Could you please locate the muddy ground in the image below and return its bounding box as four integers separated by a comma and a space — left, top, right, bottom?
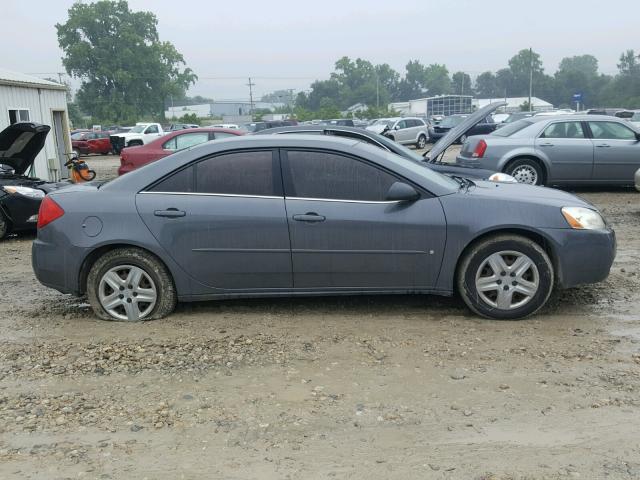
1, 152, 640, 479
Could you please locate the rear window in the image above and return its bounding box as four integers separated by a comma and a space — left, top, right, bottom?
492, 120, 533, 137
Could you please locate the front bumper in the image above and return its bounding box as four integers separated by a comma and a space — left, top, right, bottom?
542, 227, 616, 289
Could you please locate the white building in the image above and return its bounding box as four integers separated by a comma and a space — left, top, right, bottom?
0, 69, 71, 181
474, 96, 553, 113
390, 95, 474, 118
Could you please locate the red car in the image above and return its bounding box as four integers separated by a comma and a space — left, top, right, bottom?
118, 128, 243, 175
71, 131, 112, 156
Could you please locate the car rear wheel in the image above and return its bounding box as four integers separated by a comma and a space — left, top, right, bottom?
0, 211, 10, 240
457, 234, 553, 320
506, 158, 544, 185
87, 247, 176, 321
416, 134, 427, 149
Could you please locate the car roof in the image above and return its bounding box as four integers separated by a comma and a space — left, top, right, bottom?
105, 134, 458, 197
526, 114, 629, 123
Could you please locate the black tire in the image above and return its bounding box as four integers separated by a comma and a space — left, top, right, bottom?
87, 247, 176, 321
505, 158, 545, 186
0, 210, 10, 240
457, 234, 554, 320
416, 134, 427, 149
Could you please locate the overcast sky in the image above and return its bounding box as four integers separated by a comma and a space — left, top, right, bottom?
2, 0, 638, 100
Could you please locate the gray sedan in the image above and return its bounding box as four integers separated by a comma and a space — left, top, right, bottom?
32, 135, 615, 322
456, 115, 640, 186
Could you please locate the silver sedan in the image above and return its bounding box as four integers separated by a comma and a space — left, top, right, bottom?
456, 114, 640, 186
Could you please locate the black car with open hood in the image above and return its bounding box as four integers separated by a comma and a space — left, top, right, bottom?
0, 122, 69, 239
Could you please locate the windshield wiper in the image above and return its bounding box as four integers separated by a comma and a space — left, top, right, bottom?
450, 175, 474, 191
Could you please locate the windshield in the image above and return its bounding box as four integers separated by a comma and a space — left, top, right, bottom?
440, 116, 466, 128
492, 119, 533, 137
129, 125, 146, 133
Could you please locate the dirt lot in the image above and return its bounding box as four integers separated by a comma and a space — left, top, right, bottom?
1, 152, 640, 479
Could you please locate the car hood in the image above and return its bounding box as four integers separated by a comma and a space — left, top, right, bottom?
0, 122, 50, 175
366, 125, 387, 134
425, 102, 506, 161
466, 180, 593, 208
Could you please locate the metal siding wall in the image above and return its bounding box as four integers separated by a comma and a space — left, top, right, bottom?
0, 85, 68, 181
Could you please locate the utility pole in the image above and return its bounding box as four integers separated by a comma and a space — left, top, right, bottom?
528, 47, 533, 112
246, 77, 255, 116
288, 88, 295, 118
376, 73, 380, 109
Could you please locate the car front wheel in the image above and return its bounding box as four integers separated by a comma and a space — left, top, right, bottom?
87, 247, 176, 321
457, 234, 554, 320
416, 134, 427, 149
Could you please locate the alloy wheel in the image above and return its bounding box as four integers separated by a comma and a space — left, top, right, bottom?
511, 165, 538, 185
475, 250, 539, 310
98, 265, 157, 321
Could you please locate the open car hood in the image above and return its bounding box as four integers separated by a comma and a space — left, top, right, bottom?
424, 101, 505, 162
0, 122, 50, 175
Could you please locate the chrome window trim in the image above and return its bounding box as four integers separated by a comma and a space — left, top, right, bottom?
286, 196, 400, 204
138, 191, 282, 200
138, 191, 400, 204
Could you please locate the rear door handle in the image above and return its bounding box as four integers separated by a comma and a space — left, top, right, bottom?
293, 213, 326, 223
539, 143, 554, 147
154, 208, 186, 218
596, 144, 610, 148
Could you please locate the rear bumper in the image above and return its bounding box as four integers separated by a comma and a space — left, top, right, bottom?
541, 227, 616, 289
32, 235, 86, 295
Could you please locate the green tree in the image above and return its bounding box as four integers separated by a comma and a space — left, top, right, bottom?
553, 55, 601, 107
423, 64, 451, 96
396, 60, 427, 100
56, 0, 196, 124
451, 71, 473, 96
475, 71, 501, 98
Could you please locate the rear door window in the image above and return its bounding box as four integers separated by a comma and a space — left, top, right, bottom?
195, 150, 277, 196
283, 150, 398, 201
541, 122, 586, 139
588, 121, 637, 140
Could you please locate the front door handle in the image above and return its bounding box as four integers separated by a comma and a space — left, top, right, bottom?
539, 143, 554, 147
595, 144, 610, 148
154, 208, 186, 218
293, 212, 326, 223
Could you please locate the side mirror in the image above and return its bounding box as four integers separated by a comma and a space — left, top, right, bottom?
385, 182, 420, 202
394, 125, 400, 130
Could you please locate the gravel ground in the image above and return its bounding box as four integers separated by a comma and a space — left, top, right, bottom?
1, 151, 640, 479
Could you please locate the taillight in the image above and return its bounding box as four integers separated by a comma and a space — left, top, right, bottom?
37, 196, 65, 229
472, 139, 487, 158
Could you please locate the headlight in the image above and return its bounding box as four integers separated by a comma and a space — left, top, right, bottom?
3, 186, 45, 199
488, 172, 517, 183
561, 206, 606, 230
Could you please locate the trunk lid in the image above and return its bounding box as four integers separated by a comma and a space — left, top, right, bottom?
425, 102, 505, 162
